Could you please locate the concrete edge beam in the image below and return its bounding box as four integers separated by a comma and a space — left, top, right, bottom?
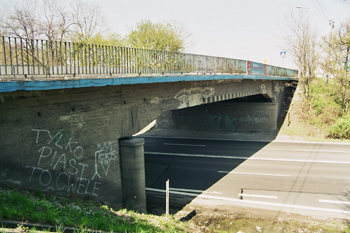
0, 74, 297, 93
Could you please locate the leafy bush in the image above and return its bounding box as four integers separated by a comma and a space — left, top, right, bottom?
309, 79, 342, 126
327, 117, 350, 139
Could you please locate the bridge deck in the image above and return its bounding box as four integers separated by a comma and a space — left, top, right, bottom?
0, 74, 297, 93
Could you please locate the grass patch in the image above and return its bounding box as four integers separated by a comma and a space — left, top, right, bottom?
0, 186, 189, 232
309, 78, 341, 126
327, 116, 350, 139
282, 78, 350, 140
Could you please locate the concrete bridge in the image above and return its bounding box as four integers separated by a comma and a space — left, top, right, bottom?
0, 36, 297, 212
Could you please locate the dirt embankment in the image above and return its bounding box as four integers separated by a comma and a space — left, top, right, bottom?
176, 204, 349, 233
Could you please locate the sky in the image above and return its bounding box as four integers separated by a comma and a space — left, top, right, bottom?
3, 0, 349, 69
80, 0, 350, 69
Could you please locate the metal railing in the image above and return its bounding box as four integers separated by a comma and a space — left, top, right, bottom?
0, 36, 297, 79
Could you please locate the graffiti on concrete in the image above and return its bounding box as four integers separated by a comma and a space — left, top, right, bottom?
175, 87, 215, 109
241, 110, 270, 124
146, 97, 160, 104
210, 114, 238, 131
92, 142, 117, 180
260, 84, 267, 94
26, 129, 116, 197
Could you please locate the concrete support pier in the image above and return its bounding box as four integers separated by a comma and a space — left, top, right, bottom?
120, 137, 146, 213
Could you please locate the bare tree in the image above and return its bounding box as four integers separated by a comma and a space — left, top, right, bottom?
0, 0, 109, 71
0, 2, 7, 36
0, 0, 107, 42
2, 0, 42, 39
69, 0, 107, 43
284, 8, 319, 101
40, 0, 72, 41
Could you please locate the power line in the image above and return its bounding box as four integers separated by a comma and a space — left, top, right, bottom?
315, 0, 336, 29
319, 0, 331, 19
316, 0, 330, 19
312, 0, 329, 21
315, 0, 329, 19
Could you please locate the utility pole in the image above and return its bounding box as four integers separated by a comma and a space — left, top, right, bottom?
328, 20, 335, 82
329, 20, 334, 33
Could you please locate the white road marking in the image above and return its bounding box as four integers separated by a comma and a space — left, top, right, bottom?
170, 188, 221, 194
318, 199, 350, 205
264, 148, 347, 153
146, 188, 350, 215
293, 149, 346, 153
143, 135, 350, 145
146, 187, 199, 196
163, 143, 205, 147
146, 152, 248, 160
238, 193, 278, 199
251, 158, 350, 164
145, 152, 350, 164
218, 171, 290, 177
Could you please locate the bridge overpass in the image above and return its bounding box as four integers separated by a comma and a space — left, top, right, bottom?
0, 36, 297, 212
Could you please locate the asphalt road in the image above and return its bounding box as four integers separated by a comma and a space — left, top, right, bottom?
143, 136, 350, 219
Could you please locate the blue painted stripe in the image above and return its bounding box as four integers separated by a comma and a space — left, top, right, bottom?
0, 74, 297, 93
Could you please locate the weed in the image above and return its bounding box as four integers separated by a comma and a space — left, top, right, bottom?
0, 186, 189, 233
328, 116, 350, 139
33, 190, 44, 198
286, 78, 350, 140
16, 223, 29, 233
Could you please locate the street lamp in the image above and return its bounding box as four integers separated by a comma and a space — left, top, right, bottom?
296, 5, 308, 10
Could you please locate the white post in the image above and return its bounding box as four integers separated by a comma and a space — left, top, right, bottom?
166, 179, 169, 217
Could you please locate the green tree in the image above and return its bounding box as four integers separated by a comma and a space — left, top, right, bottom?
126, 20, 189, 52
321, 18, 350, 114
77, 32, 124, 46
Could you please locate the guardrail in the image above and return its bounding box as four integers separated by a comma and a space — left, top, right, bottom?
0, 36, 297, 79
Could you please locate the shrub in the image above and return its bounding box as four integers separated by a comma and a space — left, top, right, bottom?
327, 117, 350, 139
308, 79, 342, 126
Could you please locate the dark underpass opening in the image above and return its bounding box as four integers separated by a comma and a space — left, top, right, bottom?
140, 85, 296, 215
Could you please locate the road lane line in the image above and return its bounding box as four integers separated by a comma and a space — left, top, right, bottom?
264, 148, 347, 153
250, 158, 350, 164
293, 149, 346, 153
163, 143, 205, 147
147, 188, 221, 195
145, 152, 350, 164
143, 135, 350, 145
146, 188, 350, 215
145, 152, 249, 159
318, 199, 350, 205
170, 188, 202, 193
170, 188, 221, 194
146, 187, 198, 196
218, 171, 290, 177
238, 193, 278, 199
